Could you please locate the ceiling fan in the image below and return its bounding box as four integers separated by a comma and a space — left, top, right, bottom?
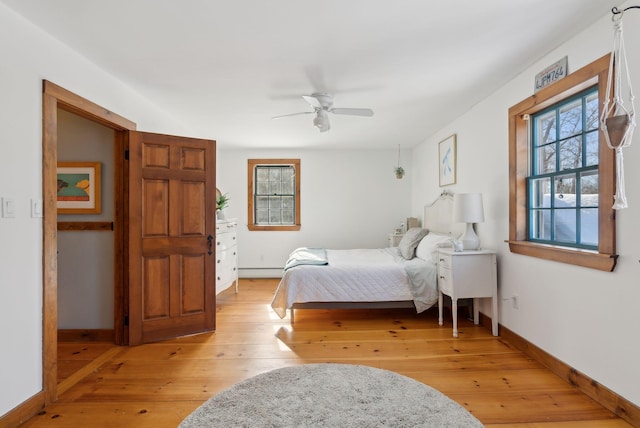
273, 93, 374, 132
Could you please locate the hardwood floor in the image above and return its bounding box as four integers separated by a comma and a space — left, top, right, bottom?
21, 278, 631, 427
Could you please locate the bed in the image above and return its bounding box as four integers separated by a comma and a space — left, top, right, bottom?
270, 192, 463, 321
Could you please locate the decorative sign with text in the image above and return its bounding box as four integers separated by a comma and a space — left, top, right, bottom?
534, 57, 568, 92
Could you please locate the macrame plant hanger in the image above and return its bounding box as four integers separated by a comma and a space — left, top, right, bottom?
600, 6, 639, 209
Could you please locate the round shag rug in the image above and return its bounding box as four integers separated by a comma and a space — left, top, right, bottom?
180, 363, 483, 427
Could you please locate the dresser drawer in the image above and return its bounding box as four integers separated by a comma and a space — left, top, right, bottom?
216, 221, 236, 233
216, 260, 237, 283
216, 232, 237, 251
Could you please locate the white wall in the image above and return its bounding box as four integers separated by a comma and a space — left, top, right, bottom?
218, 148, 412, 276
57, 109, 115, 329
0, 4, 198, 415
411, 3, 640, 406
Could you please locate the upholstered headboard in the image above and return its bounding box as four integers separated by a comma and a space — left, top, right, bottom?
423, 191, 464, 237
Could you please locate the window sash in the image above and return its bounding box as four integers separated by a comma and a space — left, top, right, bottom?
527, 88, 599, 250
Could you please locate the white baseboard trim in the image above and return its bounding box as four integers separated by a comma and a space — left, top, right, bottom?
239, 268, 283, 278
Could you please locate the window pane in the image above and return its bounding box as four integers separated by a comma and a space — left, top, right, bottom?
282, 196, 294, 210
269, 210, 282, 224
555, 209, 576, 243
580, 171, 598, 207
256, 182, 269, 195
585, 92, 599, 131
256, 196, 269, 209
282, 209, 294, 223
269, 168, 281, 181
530, 209, 551, 240
559, 99, 582, 139
536, 111, 556, 146
269, 181, 282, 195
555, 174, 576, 207
536, 144, 556, 174
559, 136, 582, 170
282, 180, 294, 194
282, 166, 294, 180
256, 167, 269, 181
256, 209, 269, 223
269, 196, 282, 209
580, 208, 598, 246
530, 177, 551, 208
585, 130, 598, 166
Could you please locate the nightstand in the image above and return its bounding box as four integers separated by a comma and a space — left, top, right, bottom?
437, 248, 498, 337
388, 233, 404, 247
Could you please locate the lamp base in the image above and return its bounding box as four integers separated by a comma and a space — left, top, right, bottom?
459, 223, 480, 250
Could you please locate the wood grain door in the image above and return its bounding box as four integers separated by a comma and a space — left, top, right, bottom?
128, 131, 216, 345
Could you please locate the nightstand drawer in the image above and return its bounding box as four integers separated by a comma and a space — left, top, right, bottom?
437, 267, 453, 295
437, 253, 452, 270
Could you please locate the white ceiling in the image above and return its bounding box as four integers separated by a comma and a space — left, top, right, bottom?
1, 0, 623, 149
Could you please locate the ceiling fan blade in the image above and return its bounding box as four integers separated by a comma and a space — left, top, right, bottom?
302, 95, 323, 109
272, 111, 314, 119
329, 108, 374, 117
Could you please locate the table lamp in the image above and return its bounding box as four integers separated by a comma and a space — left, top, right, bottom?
453, 193, 484, 250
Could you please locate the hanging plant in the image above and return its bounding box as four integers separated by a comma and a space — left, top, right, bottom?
395, 144, 404, 179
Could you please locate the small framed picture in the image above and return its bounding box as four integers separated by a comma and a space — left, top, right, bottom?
438, 134, 457, 186
57, 162, 101, 214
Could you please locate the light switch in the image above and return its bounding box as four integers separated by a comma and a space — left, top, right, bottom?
2, 198, 16, 218
31, 198, 43, 218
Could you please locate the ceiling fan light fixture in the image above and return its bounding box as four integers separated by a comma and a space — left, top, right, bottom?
313, 110, 330, 132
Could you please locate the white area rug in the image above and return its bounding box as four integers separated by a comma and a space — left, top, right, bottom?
180, 363, 483, 427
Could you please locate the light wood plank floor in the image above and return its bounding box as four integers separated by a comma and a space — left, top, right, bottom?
22, 279, 631, 427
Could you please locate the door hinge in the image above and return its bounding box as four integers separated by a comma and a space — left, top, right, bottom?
124, 149, 129, 160
124, 315, 129, 326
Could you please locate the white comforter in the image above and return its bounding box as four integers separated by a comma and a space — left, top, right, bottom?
270, 247, 438, 318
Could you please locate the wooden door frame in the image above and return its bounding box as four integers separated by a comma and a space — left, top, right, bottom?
42, 81, 136, 404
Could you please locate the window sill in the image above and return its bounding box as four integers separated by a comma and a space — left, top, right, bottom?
248, 224, 301, 231
507, 240, 617, 272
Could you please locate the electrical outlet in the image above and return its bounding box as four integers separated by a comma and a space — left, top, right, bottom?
512, 295, 519, 309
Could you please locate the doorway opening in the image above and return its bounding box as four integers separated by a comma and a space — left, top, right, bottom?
43, 80, 136, 404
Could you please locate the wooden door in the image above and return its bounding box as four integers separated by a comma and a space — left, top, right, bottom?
128, 131, 216, 345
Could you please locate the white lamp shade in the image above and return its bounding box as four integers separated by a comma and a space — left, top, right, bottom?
453, 193, 484, 250
453, 193, 485, 223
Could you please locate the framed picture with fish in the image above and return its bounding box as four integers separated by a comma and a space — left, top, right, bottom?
57, 162, 101, 214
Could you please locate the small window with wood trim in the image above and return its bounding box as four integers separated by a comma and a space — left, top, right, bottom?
508, 54, 617, 271
248, 159, 300, 231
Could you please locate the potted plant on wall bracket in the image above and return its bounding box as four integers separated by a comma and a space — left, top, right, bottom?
216, 189, 229, 220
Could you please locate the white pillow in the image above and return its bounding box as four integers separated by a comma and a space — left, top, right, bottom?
415, 233, 453, 263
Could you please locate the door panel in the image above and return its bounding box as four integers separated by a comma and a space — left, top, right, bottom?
129, 131, 216, 345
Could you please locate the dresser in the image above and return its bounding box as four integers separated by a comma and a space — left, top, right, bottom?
436, 248, 498, 337
215, 219, 238, 294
